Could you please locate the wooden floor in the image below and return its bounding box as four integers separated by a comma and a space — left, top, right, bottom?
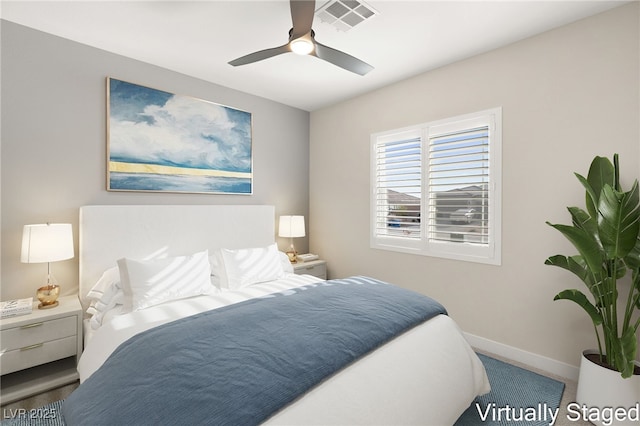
1, 381, 78, 412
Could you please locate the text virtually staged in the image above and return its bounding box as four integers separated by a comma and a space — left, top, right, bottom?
475, 402, 640, 425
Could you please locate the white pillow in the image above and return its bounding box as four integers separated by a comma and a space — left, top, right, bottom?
88, 292, 124, 330
117, 250, 213, 312
219, 243, 285, 289
86, 266, 125, 328
279, 251, 294, 274
87, 266, 120, 303
87, 294, 119, 317
209, 250, 229, 289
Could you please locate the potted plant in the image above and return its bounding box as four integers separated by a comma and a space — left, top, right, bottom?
545, 154, 640, 421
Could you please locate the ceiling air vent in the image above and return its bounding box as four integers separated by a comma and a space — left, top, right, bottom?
315, 0, 379, 32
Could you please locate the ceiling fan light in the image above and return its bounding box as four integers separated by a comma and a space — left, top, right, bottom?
291, 39, 314, 55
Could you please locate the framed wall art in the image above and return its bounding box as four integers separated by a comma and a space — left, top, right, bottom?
107, 78, 252, 194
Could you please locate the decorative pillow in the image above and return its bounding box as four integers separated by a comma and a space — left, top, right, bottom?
117, 250, 213, 312
219, 243, 285, 289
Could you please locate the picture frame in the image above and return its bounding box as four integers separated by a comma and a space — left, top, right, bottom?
107, 78, 253, 194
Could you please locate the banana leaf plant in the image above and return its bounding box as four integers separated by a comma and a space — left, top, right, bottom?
546, 154, 640, 378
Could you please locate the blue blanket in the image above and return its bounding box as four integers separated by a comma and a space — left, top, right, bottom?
62, 276, 447, 425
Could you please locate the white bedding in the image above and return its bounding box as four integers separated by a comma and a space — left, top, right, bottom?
79, 273, 490, 425
79, 274, 323, 380
77, 205, 489, 425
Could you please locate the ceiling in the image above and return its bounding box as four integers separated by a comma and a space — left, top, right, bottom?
0, 0, 628, 111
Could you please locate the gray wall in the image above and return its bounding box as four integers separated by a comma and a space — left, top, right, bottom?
309, 3, 639, 370
1, 21, 310, 300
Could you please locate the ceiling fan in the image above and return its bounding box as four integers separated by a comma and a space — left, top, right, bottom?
228, 0, 373, 76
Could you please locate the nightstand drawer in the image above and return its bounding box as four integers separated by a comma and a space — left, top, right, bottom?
0, 335, 77, 375
1, 316, 77, 352
294, 262, 327, 279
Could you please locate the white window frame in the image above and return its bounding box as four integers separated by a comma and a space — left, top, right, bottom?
370, 107, 502, 265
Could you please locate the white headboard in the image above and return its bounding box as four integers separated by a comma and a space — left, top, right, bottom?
79, 205, 275, 308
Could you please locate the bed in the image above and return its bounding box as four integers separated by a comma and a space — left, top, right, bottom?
62, 204, 490, 425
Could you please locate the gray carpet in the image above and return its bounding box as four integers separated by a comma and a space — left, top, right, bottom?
456, 353, 566, 425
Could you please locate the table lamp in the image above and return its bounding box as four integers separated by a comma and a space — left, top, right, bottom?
278, 215, 305, 263
21, 223, 74, 309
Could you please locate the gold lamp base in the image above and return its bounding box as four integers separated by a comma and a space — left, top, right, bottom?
286, 250, 298, 263
36, 284, 60, 309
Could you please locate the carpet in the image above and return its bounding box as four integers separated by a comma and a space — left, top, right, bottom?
456, 353, 566, 426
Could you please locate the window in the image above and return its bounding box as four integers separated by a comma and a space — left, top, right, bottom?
370, 108, 501, 265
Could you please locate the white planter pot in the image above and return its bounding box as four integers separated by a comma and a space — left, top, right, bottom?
575, 349, 640, 426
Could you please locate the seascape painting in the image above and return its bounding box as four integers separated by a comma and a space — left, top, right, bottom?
107, 78, 252, 194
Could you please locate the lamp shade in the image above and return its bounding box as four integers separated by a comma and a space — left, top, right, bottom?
21, 223, 74, 263
278, 216, 305, 238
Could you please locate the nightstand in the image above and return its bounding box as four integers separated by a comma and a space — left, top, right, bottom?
0, 295, 83, 405
292, 259, 327, 279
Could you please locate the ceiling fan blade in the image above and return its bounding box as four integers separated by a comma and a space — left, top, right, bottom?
228, 44, 291, 66
312, 41, 374, 76
290, 0, 315, 39
228, 0, 373, 75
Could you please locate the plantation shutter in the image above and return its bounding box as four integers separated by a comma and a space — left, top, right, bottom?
373, 130, 422, 240
427, 125, 490, 245
370, 107, 500, 265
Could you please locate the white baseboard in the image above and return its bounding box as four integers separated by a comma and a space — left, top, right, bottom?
463, 332, 580, 382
